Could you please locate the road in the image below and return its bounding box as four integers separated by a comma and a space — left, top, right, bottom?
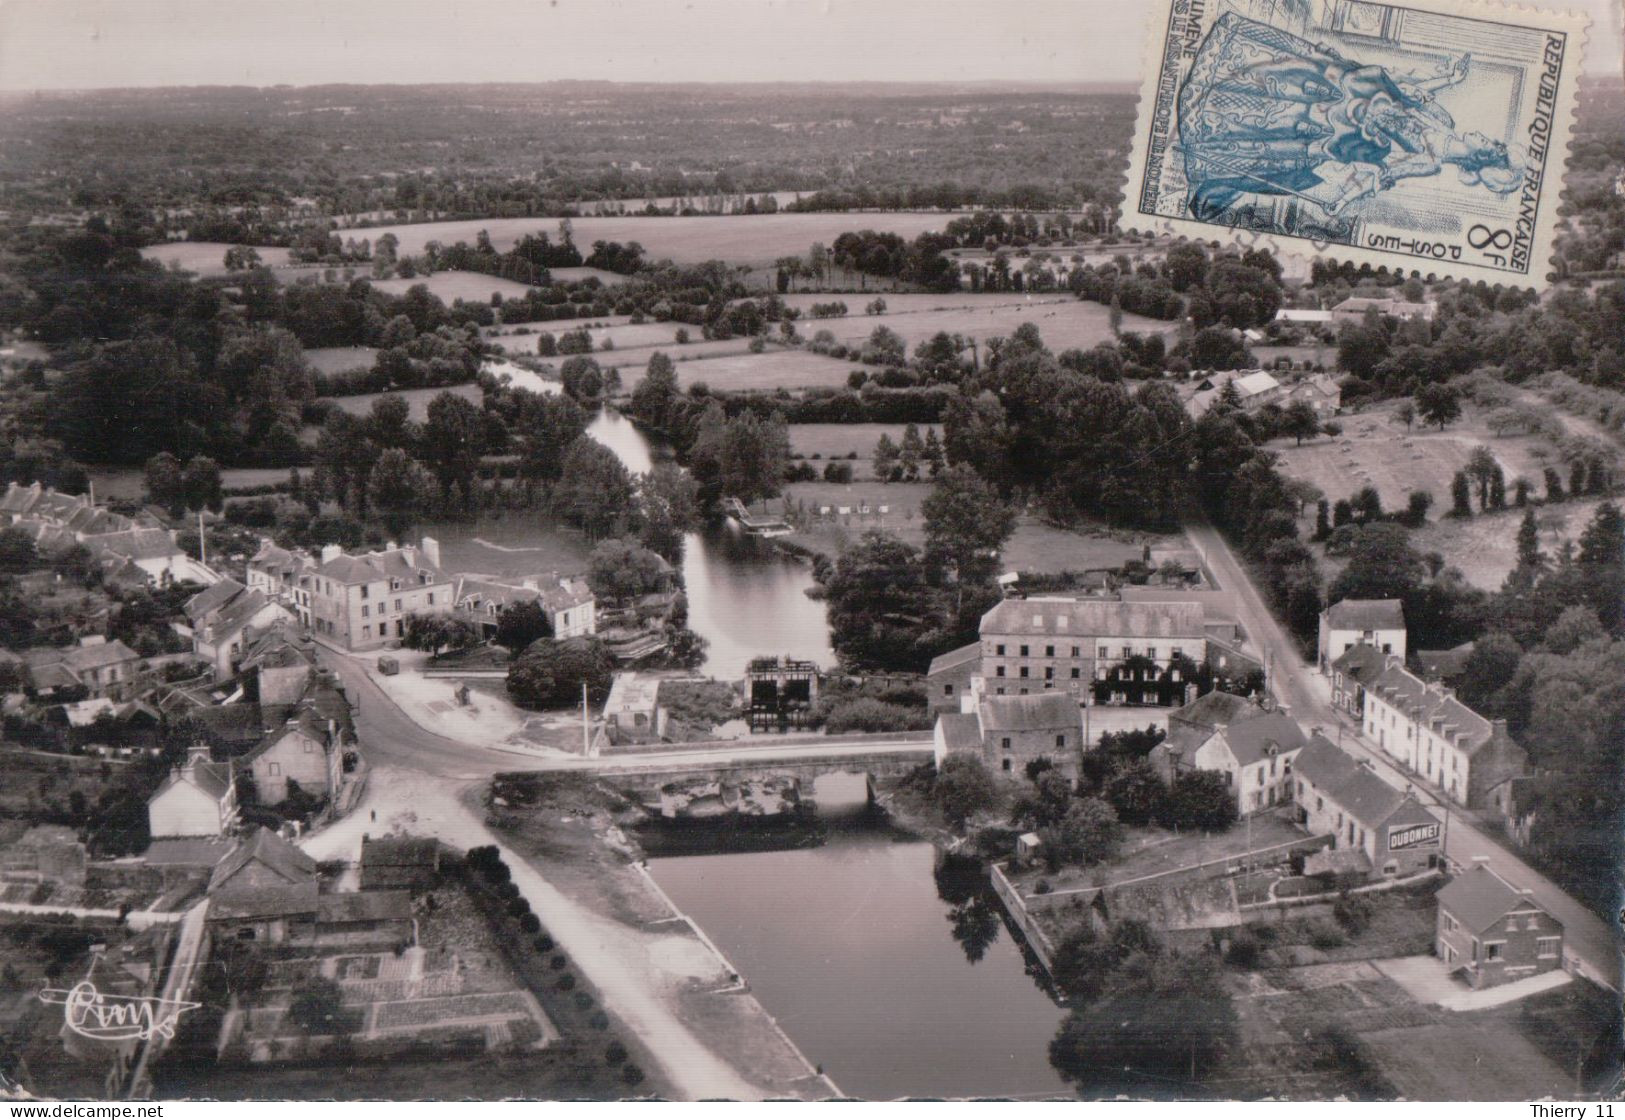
1187, 515, 1622, 992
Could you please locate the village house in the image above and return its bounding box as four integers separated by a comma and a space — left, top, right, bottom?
1416, 641, 1476, 685
1151, 689, 1257, 778
245, 538, 316, 625
1280, 373, 1342, 416
208, 825, 317, 895
1435, 858, 1564, 988
1272, 308, 1334, 326
1488, 775, 1540, 850
1363, 659, 1528, 808
1184, 370, 1283, 418
1184, 709, 1308, 816
1293, 734, 1443, 878
307, 537, 453, 651
147, 743, 238, 838
359, 834, 450, 891
25, 637, 144, 700
184, 579, 295, 680
454, 573, 597, 640
934, 690, 1084, 778
241, 705, 344, 806
1329, 642, 1387, 718
926, 642, 981, 716
1331, 295, 1436, 325
978, 598, 1207, 705
236, 624, 319, 706
1318, 598, 1407, 671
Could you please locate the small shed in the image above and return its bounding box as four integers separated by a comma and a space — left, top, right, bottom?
1015, 832, 1043, 865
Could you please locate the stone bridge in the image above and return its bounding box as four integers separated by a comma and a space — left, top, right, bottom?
596, 747, 933, 815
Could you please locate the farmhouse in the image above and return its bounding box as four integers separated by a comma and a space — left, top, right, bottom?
147, 743, 238, 838
1435, 859, 1563, 988
978, 598, 1206, 705
1293, 734, 1442, 877
1317, 597, 1407, 670
1331, 296, 1435, 324
241, 707, 344, 806
455, 573, 597, 640
1363, 659, 1527, 808
1184, 370, 1283, 418
1280, 373, 1342, 415
307, 538, 454, 651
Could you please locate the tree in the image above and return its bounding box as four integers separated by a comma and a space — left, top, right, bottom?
923, 427, 946, 478
636, 464, 699, 564
1466, 446, 1498, 510
1416, 383, 1461, 430
1314, 499, 1332, 541
921, 466, 1017, 595
286, 975, 345, 1035
421, 391, 485, 503
932, 755, 996, 830
402, 613, 480, 657
1350, 485, 1383, 525
1337, 324, 1389, 380
713, 411, 789, 506
1394, 401, 1416, 430
144, 452, 186, 515
0, 529, 38, 576
560, 355, 605, 403
1281, 400, 1322, 445
1449, 471, 1474, 518
494, 600, 552, 653
629, 351, 680, 433
182, 456, 223, 513
898, 424, 925, 482
1329, 522, 1426, 603
1402, 489, 1433, 528
872, 433, 900, 481
223, 245, 263, 272
823, 531, 943, 672
555, 439, 638, 539
1455, 631, 1523, 710
1157, 770, 1236, 831
1103, 758, 1166, 826
1040, 797, 1121, 868
861, 325, 907, 366
586, 538, 667, 605
1544, 466, 1566, 503
506, 636, 616, 710
366, 448, 436, 539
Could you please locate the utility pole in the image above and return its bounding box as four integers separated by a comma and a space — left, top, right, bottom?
198, 510, 206, 569
582, 680, 591, 756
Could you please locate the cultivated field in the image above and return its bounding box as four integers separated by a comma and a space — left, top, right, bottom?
1273, 400, 1558, 520
653, 350, 857, 393
775, 292, 1073, 315
140, 241, 294, 276
370, 270, 538, 302
335, 213, 972, 268
548, 266, 632, 286
792, 297, 1176, 351
788, 423, 908, 473
305, 345, 379, 374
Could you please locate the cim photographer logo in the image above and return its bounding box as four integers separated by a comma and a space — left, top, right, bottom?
38, 981, 200, 1043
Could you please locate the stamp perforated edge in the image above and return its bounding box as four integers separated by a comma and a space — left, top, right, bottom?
1117, 0, 1592, 289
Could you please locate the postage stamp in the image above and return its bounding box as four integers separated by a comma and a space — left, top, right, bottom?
1122, 0, 1589, 286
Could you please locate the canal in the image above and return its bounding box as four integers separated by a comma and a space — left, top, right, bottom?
643, 775, 1070, 1100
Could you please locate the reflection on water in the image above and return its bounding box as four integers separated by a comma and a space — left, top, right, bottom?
587, 408, 833, 679
646, 807, 1070, 1100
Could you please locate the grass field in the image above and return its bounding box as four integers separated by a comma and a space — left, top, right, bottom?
323, 383, 482, 421
420, 515, 595, 580
791, 297, 1175, 351
549, 266, 632, 286
657, 350, 857, 392
788, 423, 908, 474
780, 479, 1177, 572
370, 270, 538, 302
87, 466, 296, 501
1411, 496, 1607, 589
304, 345, 378, 374
775, 292, 1073, 315
1273, 400, 1558, 521
336, 213, 971, 269
140, 241, 293, 276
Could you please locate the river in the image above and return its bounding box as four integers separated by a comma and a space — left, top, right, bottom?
644, 775, 1070, 1100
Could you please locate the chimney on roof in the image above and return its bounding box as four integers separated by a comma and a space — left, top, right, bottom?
385, 540, 399, 553
186, 742, 210, 766
420, 536, 441, 570
1472, 855, 1491, 867
1491, 718, 1509, 737
320, 543, 343, 565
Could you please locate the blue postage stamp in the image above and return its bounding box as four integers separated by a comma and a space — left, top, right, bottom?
1123, 0, 1588, 286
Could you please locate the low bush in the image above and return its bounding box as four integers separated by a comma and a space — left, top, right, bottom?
606, 1041, 629, 1065
1307, 919, 1346, 950
518, 912, 541, 934
533, 934, 555, 953
555, 973, 576, 992
549, 954, 568, 971
1224, 931, 1262, 968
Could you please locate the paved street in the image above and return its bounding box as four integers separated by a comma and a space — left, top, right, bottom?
1187, 515, 1623, 992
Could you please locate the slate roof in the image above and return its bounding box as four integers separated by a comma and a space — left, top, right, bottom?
361, 835, 445, 869
143, 837, 234, 868
150, 755, 234, 804
1294, 733, 1363, 791
1171, 690, 1255, 730
185, 578, 246, 624
208, 880, 320, 921
208, 826, 318, 893
204, 588, 284, 640
980, 598, 1206, 640
1324, 598, 1406, 631
1436, 865, 1549, 934
1331, 642, 1388, 684
1216, 710, 1307, 766
979, 692, 1079, 733
1118, 587, 1238, 624
93, 528, 182, 562
936, 712, 983, 752
61, 640, 140, 673
316, 890, 412, 924
316, 544, 447, 586
0, 482, 42, 516
927, 642, 982, 677
1327, 766, 1406, 828
238, 624, 318, 671
1417, 642, 1475, 681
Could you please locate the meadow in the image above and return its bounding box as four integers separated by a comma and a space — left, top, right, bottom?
323, 383, 482, 421
788, 423, 910, 472
649, 350, 857, 393
304, 345, 378, 374
1410, 496, 1608, 590
140, 241, 294, 276
791, 296, 1175, 351
370, 270, 539, 302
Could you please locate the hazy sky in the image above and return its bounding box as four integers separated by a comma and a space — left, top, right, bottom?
0, 0, 1618, 89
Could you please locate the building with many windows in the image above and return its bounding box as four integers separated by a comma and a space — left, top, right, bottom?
977, 598, 1207, 704
306, 538, 453, 651
1317, 598, 1406, 671
1292, 734, 1442, 878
